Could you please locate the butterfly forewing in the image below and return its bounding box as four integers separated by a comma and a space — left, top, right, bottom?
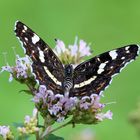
15, 21, 64, 93
15, 21, 139, 98
71, 45, 139, 97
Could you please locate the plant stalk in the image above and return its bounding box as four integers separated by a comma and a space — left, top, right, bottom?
40, 120, 72, 139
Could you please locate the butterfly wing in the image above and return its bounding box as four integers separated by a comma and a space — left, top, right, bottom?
70, 45, 139, 97
15, 21, 64, 93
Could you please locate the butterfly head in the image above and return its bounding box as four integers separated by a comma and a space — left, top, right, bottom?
64, 64, 73, 76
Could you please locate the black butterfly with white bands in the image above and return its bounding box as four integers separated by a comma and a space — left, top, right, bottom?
15, 21, 140, 97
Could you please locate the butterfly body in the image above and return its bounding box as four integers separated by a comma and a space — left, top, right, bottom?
63, 64, 74, 94
15, 21, 140, 98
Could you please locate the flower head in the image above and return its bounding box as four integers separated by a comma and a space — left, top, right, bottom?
17, 108, 39, 135
1, 55, 33, 82
0, 125, 14, 140
33, 85, 78, 122
54, 37, 92, 65
1, 55, 37, 91
33, 85, 112, 124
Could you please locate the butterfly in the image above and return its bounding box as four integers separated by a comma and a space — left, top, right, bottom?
15, 21, 140, 97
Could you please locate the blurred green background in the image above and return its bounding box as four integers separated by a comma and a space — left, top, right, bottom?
0, 0, 140, 139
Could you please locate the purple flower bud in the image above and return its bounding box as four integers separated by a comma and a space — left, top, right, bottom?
15, 56, 30, 79
25, 115, 31, 123
79, 40, 91, 57
104, 110, 113, 120
33, 85, 49, 103
80, 96, 91, 110
1, 65, 13, 73
95, 110, 113, 121
0, 126, 11, 139
9, 74, 13, 82
69, 44, 78, 56
48, 104, 62, 115
54, 39, 66, 55
57, 115, 65, 123
39, 85, 47, 95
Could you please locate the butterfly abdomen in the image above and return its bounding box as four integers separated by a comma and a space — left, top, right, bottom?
63, 77, 73, 92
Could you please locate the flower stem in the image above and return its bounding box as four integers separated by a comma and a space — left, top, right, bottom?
36, 131, 40, 140
26, 83, 36, 95
40, 120, 72, 139
36, 109, 40, 140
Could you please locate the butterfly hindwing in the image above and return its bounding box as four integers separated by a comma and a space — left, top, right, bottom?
70, 45, 139, 97
15, 21, 139, 98
15, 21, 64, 93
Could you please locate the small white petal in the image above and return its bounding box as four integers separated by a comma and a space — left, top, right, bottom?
25, 115, 31, 123
33, 108, 38, 117
9, 74, 13, 82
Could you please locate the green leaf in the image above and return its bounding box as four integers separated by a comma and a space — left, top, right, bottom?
19, 90, 32, 95
46, 134, 64, 140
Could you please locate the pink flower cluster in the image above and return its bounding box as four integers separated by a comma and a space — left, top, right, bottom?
54, 37, 92, 65
33, 85, 112, 123
1, 55, 31, 82
33, 85, 78, 122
